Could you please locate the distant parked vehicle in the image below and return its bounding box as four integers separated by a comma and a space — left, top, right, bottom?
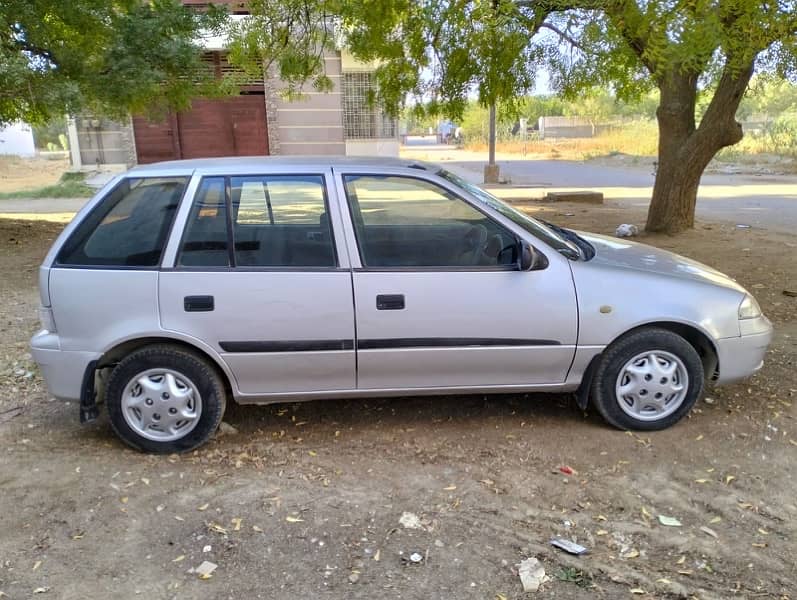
31, 157, 772, 453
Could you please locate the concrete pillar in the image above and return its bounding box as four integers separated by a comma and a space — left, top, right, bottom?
66, 116, 82, 170
263, 77, 281, 155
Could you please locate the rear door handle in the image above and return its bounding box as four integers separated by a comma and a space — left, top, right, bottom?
184, 295, 214, 312
376, 294, 405, 310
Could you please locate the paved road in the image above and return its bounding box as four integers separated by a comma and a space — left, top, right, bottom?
0, 197, 89, 214
2, 149, 796, 233
403, 145, 797, 234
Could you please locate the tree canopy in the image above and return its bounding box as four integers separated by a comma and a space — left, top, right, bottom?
0, 0, 227, 125
225, 0, 337, 99
4, 0, 797, 232
336, 0, 797, 231
339, 0, 553, 118
553, 0, 797, 231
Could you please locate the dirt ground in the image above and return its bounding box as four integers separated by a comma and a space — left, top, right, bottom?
0, 204, 795, 600
0, 157, 70, 193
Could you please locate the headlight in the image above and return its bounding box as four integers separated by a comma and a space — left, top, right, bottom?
738, 294, 762, 320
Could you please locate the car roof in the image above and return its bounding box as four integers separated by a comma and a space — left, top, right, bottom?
127, 155, 439, 176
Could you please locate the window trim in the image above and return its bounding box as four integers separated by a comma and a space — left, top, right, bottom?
174, 175, 230, 269
175, 173, 340, 271
54, 175, 189, 270
341, 172, 525, 272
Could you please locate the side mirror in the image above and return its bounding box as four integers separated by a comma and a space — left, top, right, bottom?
517, 239, 547, 271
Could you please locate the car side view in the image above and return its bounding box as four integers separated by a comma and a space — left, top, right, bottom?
30, 157, 773, 453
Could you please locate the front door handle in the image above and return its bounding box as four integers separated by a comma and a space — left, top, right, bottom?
184, 295, 214, 312
376, 294, 405, 310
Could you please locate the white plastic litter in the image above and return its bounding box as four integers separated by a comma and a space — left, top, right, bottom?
194, 561, 217, 578
399, 512, 423, 529
615, 224, 639, 237
517, 557, 549, 592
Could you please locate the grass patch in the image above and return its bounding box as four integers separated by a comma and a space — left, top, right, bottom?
0, 172, 94, 199
466, 119, 659, 160
554, 567, 593, 588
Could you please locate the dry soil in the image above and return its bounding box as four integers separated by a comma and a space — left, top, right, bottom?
0, 205, 795, 600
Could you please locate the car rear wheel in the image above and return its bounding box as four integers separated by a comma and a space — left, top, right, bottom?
106, 345, 226, 453
591, 328, 704, 430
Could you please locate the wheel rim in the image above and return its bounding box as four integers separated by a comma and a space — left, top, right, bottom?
121, 368, 202, 442
615, 350, 689, 422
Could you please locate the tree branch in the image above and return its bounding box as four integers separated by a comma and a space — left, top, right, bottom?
10, 25, 59, 67
539, 21, 587, 52
604, 0, 657, 74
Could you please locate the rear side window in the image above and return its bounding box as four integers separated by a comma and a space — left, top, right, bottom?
178, 174, 336, 268
58, 177, 187, 267
231, 175, 335, 267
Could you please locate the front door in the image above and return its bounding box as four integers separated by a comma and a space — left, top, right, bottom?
160, 171, 355, 396
337, 172, 578, 390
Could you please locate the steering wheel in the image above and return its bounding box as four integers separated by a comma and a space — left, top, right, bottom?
476, 234, 516, 265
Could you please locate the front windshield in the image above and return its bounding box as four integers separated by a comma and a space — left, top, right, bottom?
436, 169, 581, 258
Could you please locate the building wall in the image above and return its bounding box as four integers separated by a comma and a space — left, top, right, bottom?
345, 139, 400, 156
270, 55, 346, 156
73, 116, 136, 167
0, 122, 35, 157
72, 51, 400, 164
539, 116, 605, 139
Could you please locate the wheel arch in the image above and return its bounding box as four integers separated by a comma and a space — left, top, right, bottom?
576, 320, 719, 410
96, 335, 236, 397
620, 321, 719, 382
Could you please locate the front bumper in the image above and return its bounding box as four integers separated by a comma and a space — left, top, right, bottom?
715, 317, 773, 384
30, 330, 97, 401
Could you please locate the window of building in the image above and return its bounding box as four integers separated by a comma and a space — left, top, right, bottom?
58, 177, 187, 267
342, 72, 397, 139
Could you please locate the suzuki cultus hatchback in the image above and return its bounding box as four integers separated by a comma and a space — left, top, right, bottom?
31, 157, 772, 453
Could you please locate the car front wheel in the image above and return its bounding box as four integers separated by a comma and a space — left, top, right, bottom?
591, 328, 704, 430
105, 345, 226, 453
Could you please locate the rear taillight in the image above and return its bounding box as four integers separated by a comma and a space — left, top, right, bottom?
38, 307, 57, 333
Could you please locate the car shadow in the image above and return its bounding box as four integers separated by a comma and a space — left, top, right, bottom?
220, 391, 606, 438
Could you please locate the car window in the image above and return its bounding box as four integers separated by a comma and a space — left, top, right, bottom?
57, 177, 187, 267
342, 175, 517, 268
177, 174, 337, 269
436, 168, 581, 258
179, 175, 336, 268
178, 177, 230, 267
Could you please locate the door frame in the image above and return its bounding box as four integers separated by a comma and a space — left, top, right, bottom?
161, 166, 354, 270
330, 167, 580, 390
330, 166, 569, 270
158, 165, 359, 401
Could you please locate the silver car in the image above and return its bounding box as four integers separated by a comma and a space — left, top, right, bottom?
31, 157, 773, 452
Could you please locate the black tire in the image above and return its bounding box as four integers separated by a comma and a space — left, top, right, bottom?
105, 344, 226, 453
590, 328, 704, 431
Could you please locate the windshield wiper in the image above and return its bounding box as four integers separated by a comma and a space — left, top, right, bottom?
540, 220, 594, 260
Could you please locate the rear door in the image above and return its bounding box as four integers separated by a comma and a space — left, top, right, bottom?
336, 170, 578, 390
159, 168, 356, 397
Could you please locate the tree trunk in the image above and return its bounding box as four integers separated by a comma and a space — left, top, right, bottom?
488, 102, 496, 165
484, 102, 500, 183
646, 63, 754, 233
646, 141, 706, 232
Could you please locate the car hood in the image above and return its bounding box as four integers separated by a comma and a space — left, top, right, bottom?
578, 232, 747, 294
